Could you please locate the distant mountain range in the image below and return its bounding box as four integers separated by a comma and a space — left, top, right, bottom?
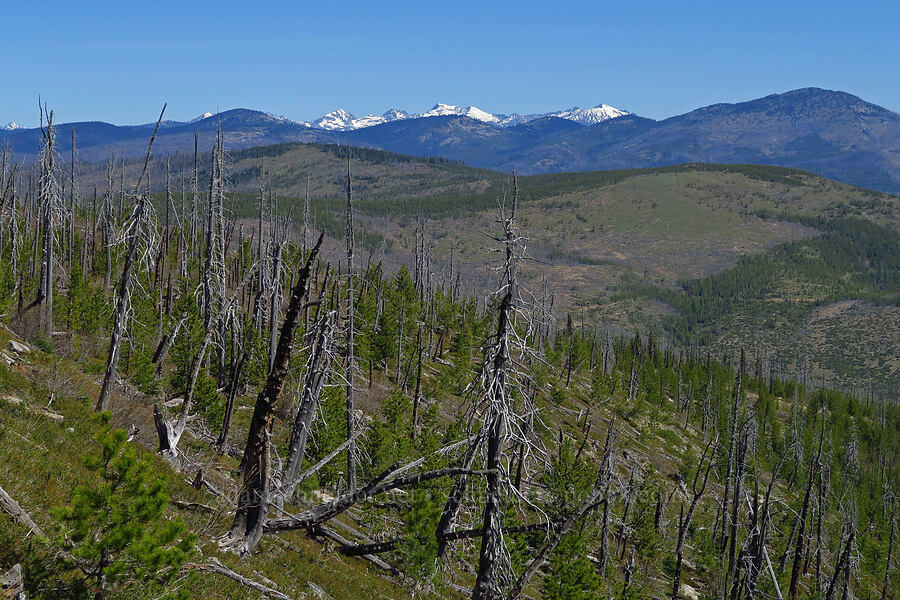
301, 102, 630, 130
2, 88, 899, 193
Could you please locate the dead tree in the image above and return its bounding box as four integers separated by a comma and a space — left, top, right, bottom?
224, 232, 323, 556
789, 404, 826, 598
672, 436, 718, 599
507, 418, 618, 600
102, 159, 114, 291
216, 318, 246, 453
824, 521, 856, 600
153, 313, 186, 376
344, 145, 358, 491
883, 504, 895, 600
727, 414, 757, 590
273, 309, 336, 506
96, 105, 166, 411
466, 174, 544, 600
719, 348, 745, 551
36, 106, 61, 336
154, 265, 256, 456
737, 448, 788, 600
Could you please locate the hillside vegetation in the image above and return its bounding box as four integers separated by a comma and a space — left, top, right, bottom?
0, 121, 897, 599
69, 141, 900, 392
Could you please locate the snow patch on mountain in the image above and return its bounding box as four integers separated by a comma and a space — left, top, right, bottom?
3, 122, 25, 131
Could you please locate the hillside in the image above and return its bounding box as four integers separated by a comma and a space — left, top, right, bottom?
0, 159, 897, 598
112, 141, 897, 394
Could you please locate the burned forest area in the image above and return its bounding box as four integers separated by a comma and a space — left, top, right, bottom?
0, 105, 897, 600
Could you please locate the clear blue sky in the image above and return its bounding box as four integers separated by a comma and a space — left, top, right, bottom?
2, 0, 898, 126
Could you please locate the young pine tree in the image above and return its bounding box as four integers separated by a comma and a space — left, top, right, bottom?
53, 413, 194, 599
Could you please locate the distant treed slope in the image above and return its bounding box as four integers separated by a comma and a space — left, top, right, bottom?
3, 88, 899, 192
631, 217, 900, 392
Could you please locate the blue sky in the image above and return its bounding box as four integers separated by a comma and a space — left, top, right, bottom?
2, 0, 898, 126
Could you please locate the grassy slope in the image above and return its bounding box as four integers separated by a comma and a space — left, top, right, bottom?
0, 325, 437, 600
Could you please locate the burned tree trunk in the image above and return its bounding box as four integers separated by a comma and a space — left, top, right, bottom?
155, 267, 255, 456
225, 232, 322, 556
507, 418, 618, 600
789, 406, 825, 598
471, 175, 529, 600
884, 506, 895, 600
37, 108, 58, 337
96, 105, 166, 412
344, 146, 358, 492
672, 437, 717, 599
719, 349, 745, 551
274, 309, 335, 506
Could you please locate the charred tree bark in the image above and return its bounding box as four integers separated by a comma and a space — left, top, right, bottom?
37, 108, 57, 337
471, 177, 521, 600
508, 418, 617, 600
226, 232, 322, 556
884, 508, 895, 600
719, 349, 745, 551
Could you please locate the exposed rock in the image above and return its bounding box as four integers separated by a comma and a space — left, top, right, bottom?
679, 583, 700, 600
306, 581, 333, 600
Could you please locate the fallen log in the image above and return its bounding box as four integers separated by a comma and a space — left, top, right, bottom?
0, 484, 45, 539
184, 558, 294, 600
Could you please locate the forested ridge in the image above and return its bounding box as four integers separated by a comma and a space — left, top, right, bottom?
0, 110, 897, 600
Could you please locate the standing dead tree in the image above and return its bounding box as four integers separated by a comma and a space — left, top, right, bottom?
789, 404, 826, 598
35, 106, 62, 336
719, 349, 745, 552
507, 418, 618, 600
96, 105, 166, 412
224, 232, 323, 556
735, 448, 788, 600
273, 309, 336, 507
153, 264, 257, 456
671, 436, 718, 599
440, 174, 547, 600
344, 145, 358, 492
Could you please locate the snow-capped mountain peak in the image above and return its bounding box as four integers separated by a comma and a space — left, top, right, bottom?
423, 103, 464, 117
545, 104, 630, 125
175, 103, 630, 132
3, 122, 25, 131
381, 108, 411, 122
462, 106, 500, 124
421, 104, 501, 124
311, 107, 423, 131
312, 109, 360, 131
